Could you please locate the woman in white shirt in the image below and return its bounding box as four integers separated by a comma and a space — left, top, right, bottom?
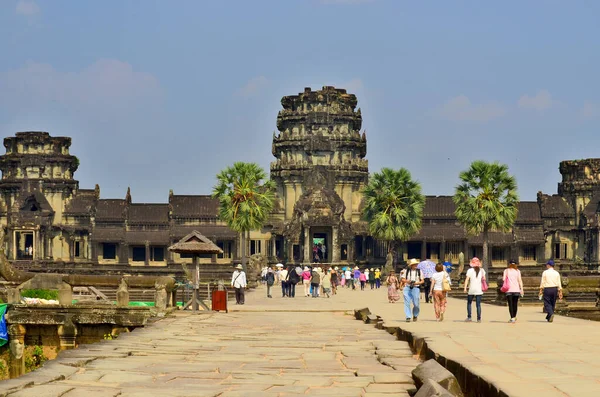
463, 257, 486, 323
429, 263, 450, 321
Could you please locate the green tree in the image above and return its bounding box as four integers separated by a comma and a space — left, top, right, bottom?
362, 168, 425, 272
212, 162, 276, 272
453, 160, 519, 272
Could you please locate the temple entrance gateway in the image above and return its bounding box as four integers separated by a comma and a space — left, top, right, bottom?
311, 227, 331, 262
15, 231, 34, 260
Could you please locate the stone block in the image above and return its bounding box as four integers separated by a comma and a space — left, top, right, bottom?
354, 307, 371, 321
58, 284, 73, 305
414, 378, 456, 397
365, 314, 379, 324
411, 359, 463, 397
6, 288, 21, 304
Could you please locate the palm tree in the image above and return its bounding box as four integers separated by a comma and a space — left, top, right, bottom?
453, 160, 519, 272
362, 168, 425, 272
212, 162, 276, 272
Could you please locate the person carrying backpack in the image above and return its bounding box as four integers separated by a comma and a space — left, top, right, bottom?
265, 267, 275, 298
400, 258, 424, 322
286, 265, 299, 298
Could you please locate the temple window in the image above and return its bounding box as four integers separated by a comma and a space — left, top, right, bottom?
555, 243, 568, 259
217, 240, 233, 259
102, 243, 116, 260
492, 247, 506, 264
132, 246, 145, 262
522, 245, 537, 261
74, 241, 81, 258
151, 246, 165, 261
16, 231, 34, 260
250, 239, 262, 255
341, 244, 348, 260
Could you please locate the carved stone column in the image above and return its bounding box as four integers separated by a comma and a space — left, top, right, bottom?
8, 324, 26, 378
57, 317, 78, 349
145, 241, 150, 266
332, 228, 340, 263
304, 228, 311, 263
421, 241, 427, 261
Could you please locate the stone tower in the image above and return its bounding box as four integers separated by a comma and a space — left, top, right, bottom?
0, 131, 79, 260
270, 86, 368, 264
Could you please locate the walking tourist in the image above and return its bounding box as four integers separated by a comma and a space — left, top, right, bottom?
368, 268, 375, 289
385, 269, 400, 303
539, 260, 563, 322
302, 266, 312, 297
429, 263, 450, 321
321, 243, 327, 262
401, 258, 424, 322
364, 268, 370, 284
278, 264, 288, 297
353, 266, 361, 290
344, 268, 352, 288
311, 267, 321, 298
231, 264, 247, 305
503, 259, 524, 323
359, 270, 367, 290
417, 260, 436, 304
286, 265, 299, 298
375, 268, 381, 289
463, 257, 485, 322
265, 266, 275, 298
322, 269, 332, 298
331, 267, 339, 295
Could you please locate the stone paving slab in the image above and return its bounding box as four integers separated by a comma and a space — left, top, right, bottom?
1, 288, 418, 396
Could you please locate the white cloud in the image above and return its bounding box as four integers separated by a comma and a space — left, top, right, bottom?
235, 76, 269, 98
435, 95, 506, 122
15, 0, 40, 16
517, 90, 555, 111
0, 59, 161, 115
581, 102, 600, 119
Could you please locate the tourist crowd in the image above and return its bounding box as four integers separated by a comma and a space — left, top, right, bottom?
234, 257, 564, 324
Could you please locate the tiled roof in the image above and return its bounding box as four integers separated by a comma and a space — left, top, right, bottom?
516, 202, 542, 223
128, 204, 169, 224
171, 225, 236, 239
468, 232, 514, 245
125, 230, 171, 245
423, 196, 456, 219
91, 227, 125, 242
170, 195, 219, 218
514, 227, 545, 243
540, 195, 572, 217
64, 191, 96, 215
95, 199, 126, 220
410, 224, 466, 241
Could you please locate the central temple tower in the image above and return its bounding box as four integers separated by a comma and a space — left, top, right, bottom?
269, 86, 368, 263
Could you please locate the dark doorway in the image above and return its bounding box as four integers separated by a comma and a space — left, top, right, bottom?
355, 236, 364, 259
16, 231, 34, 259
407, 242, 422, 260
312, 232, 328, 262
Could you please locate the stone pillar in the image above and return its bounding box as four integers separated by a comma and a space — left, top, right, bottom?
67, 234, 74, 262
8, 324, 26, 378
58, 283, 73, 305
145, 241, 150, 266
361, 237, 366, 260
116, 278, 129, 307
57, 317, 78, 349
48, 235, 53, 259
421, 241, 427, 261
332, 228, 340, 263
8, 230, 15, 260
7, 288, 21, 304
304, 228, 311, 263
440, 241, 446, 262
347, 241, 354, 262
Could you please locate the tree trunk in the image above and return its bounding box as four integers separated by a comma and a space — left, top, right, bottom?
241, 231, 247, 273
482, 226, 489, 273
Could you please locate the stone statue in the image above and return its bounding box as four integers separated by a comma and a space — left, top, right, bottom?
248, 254, 266, 280
384, 251, 394, 275
458, 252, 465, 277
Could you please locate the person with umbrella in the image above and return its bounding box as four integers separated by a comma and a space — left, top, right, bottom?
417, 259, 436, 304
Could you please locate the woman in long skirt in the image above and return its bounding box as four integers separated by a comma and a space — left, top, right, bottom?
386, 270, 400, 303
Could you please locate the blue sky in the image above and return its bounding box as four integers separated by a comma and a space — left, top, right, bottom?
1, 0, 599, 203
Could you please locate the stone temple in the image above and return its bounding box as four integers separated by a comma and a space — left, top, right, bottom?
1, 86, 600, 277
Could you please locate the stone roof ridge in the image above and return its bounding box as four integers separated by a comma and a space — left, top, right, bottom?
538, 194, 573, 217
95, 199, 127, 220
516, 201, 542, 223
128, 203, 170, 224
